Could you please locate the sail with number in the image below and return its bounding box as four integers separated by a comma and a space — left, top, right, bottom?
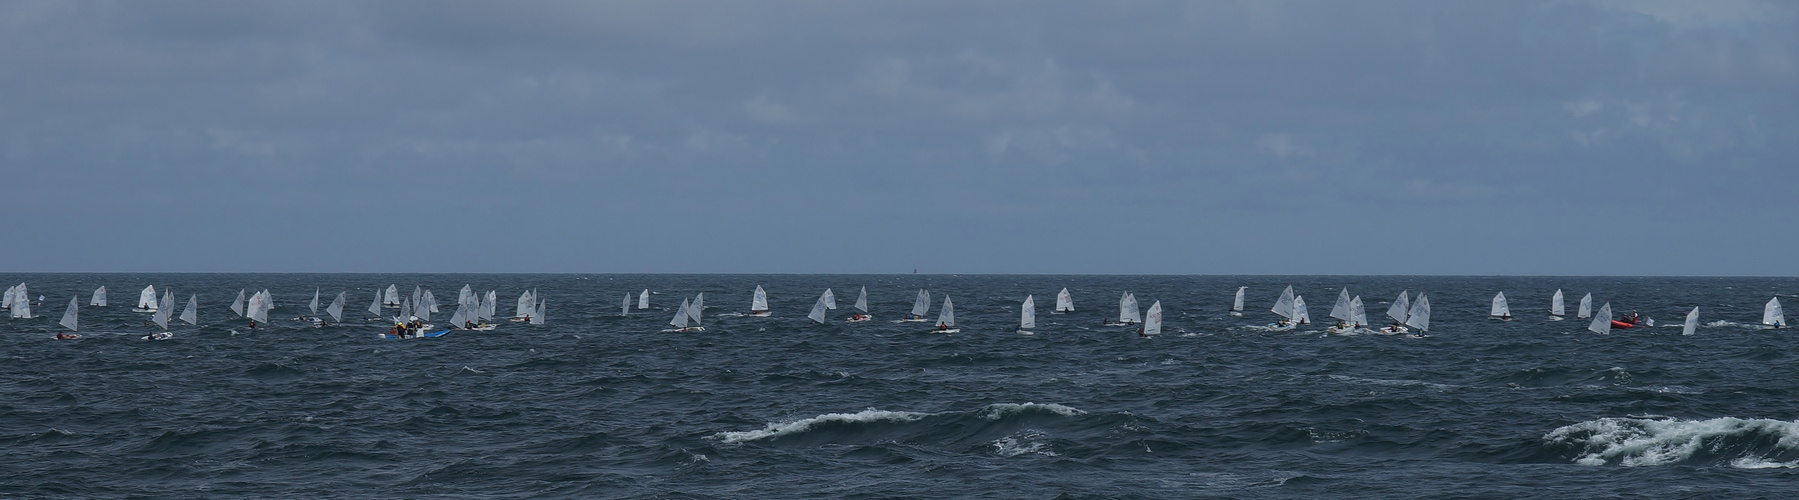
751, 285, 768, 312
1020, 295, 1036, 330
181, 295, 198, 325
1683, 307, 1699, 336
1056, 288, 1074, 312
1329, 288, 1353, 323
670, 298, 691, 328
854, 287, 869, 313
808, 295, 828, 323
1273, 285, 1297, 321
247, 290, 270, 324
1551, 289, 1565, 316
481, 291, 498, 321
326, 292, 345, 323
516, 290, 535, 318
1578, 293, 1593, 319
152, 291, 174, 329
937, 296, 955, 328
822, 289, 836, 310
1404, 292, 1429, 331
91, 286, 107, 307
59, 296, 78, 332
231, 289, 246, 318
910, 290, 931, 318
450, 301, 471, 328
1589, 302, 1612, 334
1765, 298, 1786, 327
384, 284, 400, 306
1387, 290, 1410, 324
138, 285, 157, 311
1293, 295, 1310, 324
1119, 292, 1141, 324
639, 289, 650, 309
1232, 287, 1246, 313
1491, 292, 1510, 318
1142, 301, 1162, 336
1349, 296, 1367, 327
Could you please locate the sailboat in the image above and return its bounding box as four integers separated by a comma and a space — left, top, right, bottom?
1577, 293, 1593, 319
1139, 300, 1162, 337
2, 285, 13, 312
847, 286, 872, 322
748, 285, 771, 317
1108, 292, 1141, 326
808, 293, 828, 324
1269, 285, 1298, 331
383, 284, 401, 308
932, 295, 958, 333
638, 289, 650, 310
1054, 288, 1074, 314
134, 285, 158, 313
690, 292, 705, 321
56, 296, 80, 339
621, 293, 632, 317
512, 290, 536, 322
1682, 307, 1699, 336
1230, 286, 1246, 316
1350, 296, 1368, 331
1327, 288, 1358, 334
231, 289, 246, 318
90, 286, 107, 307
8, 283, 32, 319
301, 288, 322, 324
1490, 292, 1511, 321
145, 291, 175, 340
247, 290, 271, 325
1379, 290, 1411, 334
531, 296, 546, 326
1293, 295, 1311, 325
1403, 292, 1430, 337
180, 295, 198, 326
1549, 289, 1565, 321
325, 292, 345, 325
1764, 297, 1786, 329
367, 291, 384, 321
665, 297, 704, 332
1018, 295, 1035, 334
901, 289, 931, 322
1588, 302, 1613, 334
822, 289, 836, 310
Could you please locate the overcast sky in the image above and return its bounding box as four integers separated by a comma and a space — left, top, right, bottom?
2, 0, 1794, 274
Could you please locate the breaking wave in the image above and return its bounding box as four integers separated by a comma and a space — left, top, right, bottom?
1544, 417, 1799, 467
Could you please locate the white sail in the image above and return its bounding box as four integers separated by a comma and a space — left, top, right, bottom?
181, 295, 198, 325
231, 289, 246, 317
1551, 289, 1565, 316
670, 298, 691, 328
752, 285, 769, 312
1232, 287, 1246, 312
8, 285, 29, 319
138, 285, 157, 310
854, 287, 869, 313
1056, 288, 1074, 312
1387, 290, 1410, 324
248, 291, 271, 324
910, 289, 930, 317
1293, 295, 1310, 324
639, 289, 650, 309
415, 291, 432, 321
822, 288, 836, 309
2, 285, 13, 309
1272, 285, 1296, 320
458, 285, 474, 308
424, 289, 439, 313
1119, 292, 1140, 323
1349, 296, 1367, 327
326, 292, 345, 323
368, 291, 382, 317
398, 300, 412, 323
59, 296, 78, 332
309, 288, 321, 315
1404, 293, 1429, 331
91, 286, 106, 307
450, 301, 471, 328
1490, 292, 1510, 317
532, 298, 545, 325
808, 295, 828, 323
1020, 295, 1036, 330
482, 291, 498, 320
689, 292, 705, 325
1765, 297, 1785, 327
1683, 307, 1699, 336
384, 284, 400, 306
1578, 293, 1593, 319
152, 291, 174, 329
516, 290, 535, 318
1589, 302, 1612, 334
621, 293, 632, 316
1329, 288, 1353, 322
1142, 300, 1162, 336
937, 295, 956, 327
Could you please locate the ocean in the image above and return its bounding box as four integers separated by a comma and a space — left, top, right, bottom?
3, 274, 1797, 498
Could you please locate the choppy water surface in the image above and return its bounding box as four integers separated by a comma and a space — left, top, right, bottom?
3, 274, 1798, 497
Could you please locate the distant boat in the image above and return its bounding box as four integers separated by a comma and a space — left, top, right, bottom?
1270, 285, 1298, 331
57, 296, 80, 339
1379, 290, 1411, 334
134, 285, 158, 313
1577, 293, 1593, 319
530, 296, 546, 326
1764, 297, 1786, 328
7, 283, 32, 319
325, 292, 345, 324
822, 289, 836, 310
1139, 300, 1162, 337
1350, 296, 1368, 329
1490, 292, 1511, 320
1230, 286, 1246, 316
901, 289, 931, 322
807, 293, 828, 324
1327, 288, 1359, 334
90, 286, 107, 307
1018, 295, 1035, 334
1549, 289, 1565, 321
512, 290, 535, 322
1293, 295, 1310, 325
181, 295, 198, 326
666, 297, 704, 332
749, 285, 771, 317
1589, 302, 1613, 335
1054, 288, 1074, 314
1109, 292, 1141, 326
932, 295, 958, 333
151, 290, 174, 331
366, 291, 383, 321
638, 289, 650, 310
384, 284, 401, 308
1682, 307, 1699, 336
689, 292, 705, 322
231, 289, 246, 318
847, 287, 872, 322
621, 293, 632, 317
1403, 292, 1430, 336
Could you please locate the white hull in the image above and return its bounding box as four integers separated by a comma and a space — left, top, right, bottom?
1548, 315, 1564, 322
1377, 326, 1409, 335
1229, 311, 1244, 317
142, 332, 173, 341
1016, 329, 1033, 335
931, 328, 961, 334
747, 311, 772, 317
897, 318, 929, 323
662, 326, 707, 333
846, 314, 872, 323
132, 308, 157, 313
1265, 324, 1296, 332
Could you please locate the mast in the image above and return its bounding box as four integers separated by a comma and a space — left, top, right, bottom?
1019, 295, 1035, 330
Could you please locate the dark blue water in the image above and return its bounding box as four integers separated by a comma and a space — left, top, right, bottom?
4, 274, 1798, 497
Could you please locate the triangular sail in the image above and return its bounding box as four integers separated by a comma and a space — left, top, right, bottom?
138, 285, 157, 310
1491, 292, 1510, 317
458, 285, 474, 308
181, 295, 198, 325
689, 293, 704, 325
1056, 288, 1074, 312
1232, 287, 1246, 312
309, 288, 321, 315
822, 289, 836, 309
1273, 285, 1296, 320
751, 285, 768, 312
854, 287, 868, 313
1142, 301, 1162, 336
1294, 296, 1310, 324
450, 301, 471, 328
8, 284, 29, 319
327, 292, 345, 323
415, 291, 432, 321
808, 295, 828, 323
231, 289, 246, 318
247, 291, 269, 324
621, 293, 632, 316
532, 298, 545, 325
1386, 290, 1410, 324
1589, 303, 1612, 334
911, 290, 930, 317
424, 290, 439, 313
516, 291, 535, 318
1329, 288, 1353, 322
1020, 295, 1035, 330
91, 286, 106, 307
1404, 293, 1429, 331
1578, 293, 1593, 319
399, 299, 412, 323
384, 284, 399, 306
670, 298, 691, 328
368, 291, 382, 317
481, 291, 498, 320
1765, 298, 1785, 327
1551, 289, 1565, 316
937, 296, 955, 327
152, 291, 174, 329
638, 289, 650, 309
1349, 296, 1367, 327
1682, 307, 1699, 336
59, 296, 79, 332
3, 285, 13, 309
1119, 292, 1138, 323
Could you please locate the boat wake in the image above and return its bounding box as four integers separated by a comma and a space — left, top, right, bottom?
1543, 416, 1799, 467
712, 403, 1088, 447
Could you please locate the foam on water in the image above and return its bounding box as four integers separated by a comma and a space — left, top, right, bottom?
714, 409, 928, 443
1544, 417, 1799, 467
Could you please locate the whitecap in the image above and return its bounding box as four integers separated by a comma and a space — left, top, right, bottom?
976, 402, 1085, 420
713, 409, 927, 443
992, 429, 1058, 457
1544, 416, 1799, 467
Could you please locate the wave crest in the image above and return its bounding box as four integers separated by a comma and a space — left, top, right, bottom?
1544, 417, 1799, 467
714, 409, 927, 443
